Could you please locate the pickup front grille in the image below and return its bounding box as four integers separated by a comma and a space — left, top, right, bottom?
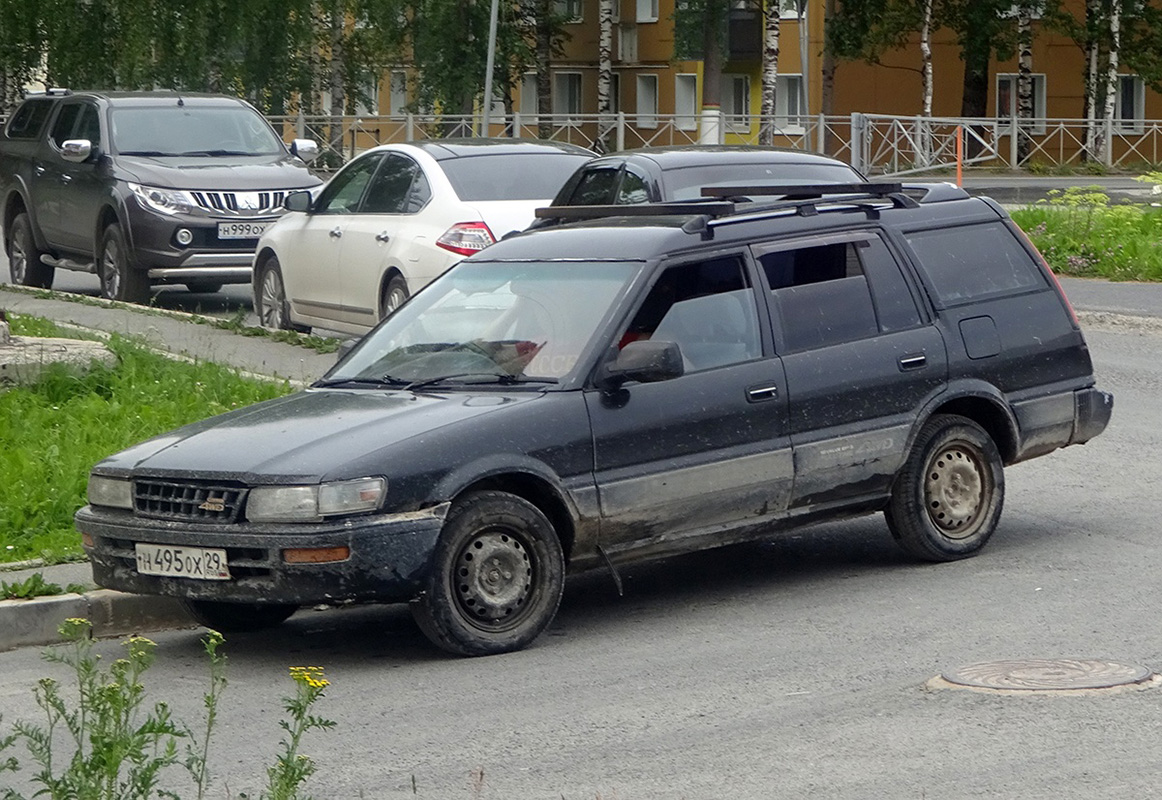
134, 480, 248, 523
190, 190, 288, 216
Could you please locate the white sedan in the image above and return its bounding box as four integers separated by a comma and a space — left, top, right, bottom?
252, 139, 594, 335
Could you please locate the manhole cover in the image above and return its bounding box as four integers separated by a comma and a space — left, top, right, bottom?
940, 659, 1154, 692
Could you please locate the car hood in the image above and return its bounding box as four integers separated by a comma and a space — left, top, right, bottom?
467, 199, 546, 241
97, 388, 539, 483
115, 154, 321, 190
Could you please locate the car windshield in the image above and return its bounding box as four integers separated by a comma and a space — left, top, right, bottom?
110, 105, 286, 157
441, 153, 594, 201
666, 162, 863, 200
325, 260, 642, 387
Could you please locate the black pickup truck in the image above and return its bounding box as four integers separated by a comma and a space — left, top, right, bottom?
1, 90, 321, 303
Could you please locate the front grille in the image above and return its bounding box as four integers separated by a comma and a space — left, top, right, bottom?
190, 190, 288, 217
134, 480, 248, 523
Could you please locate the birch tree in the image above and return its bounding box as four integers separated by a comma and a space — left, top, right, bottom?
919, 0, 933, 116
759, 0, 783, 144
596, 0, 615, 151
1093, 0, 1122, 162
1016, 3, 1035, 162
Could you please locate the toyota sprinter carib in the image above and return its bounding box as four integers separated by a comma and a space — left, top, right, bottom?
77, 182, 1112, 657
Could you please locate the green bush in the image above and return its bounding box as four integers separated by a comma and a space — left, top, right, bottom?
0, 321, 293, 564
1010, 186, 1162, 281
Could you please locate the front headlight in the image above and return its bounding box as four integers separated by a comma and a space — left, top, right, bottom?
246, 477, 386, 522
87, 475, 133, 509
128, 182, 196, 216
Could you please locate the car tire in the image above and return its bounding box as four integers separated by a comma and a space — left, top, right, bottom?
380, 275, 409, 320
255, 256, 307, 332
410, 491, 566, 657
885, 413, 1005, 562
99, 223, 150, 304
185, 282, 223, 294
7, 212, 55, 288
180, 599, 298, 632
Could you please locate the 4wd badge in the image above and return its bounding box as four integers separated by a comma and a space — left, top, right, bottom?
198, 498, 226, 512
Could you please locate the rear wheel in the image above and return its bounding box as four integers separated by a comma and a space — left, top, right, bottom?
410, 491, 565, 656
180, 599, 298, 632
380, 275, 409, 320
7, 212, 54, 288
885, 414, 1005, 562
99, 223, 150, 304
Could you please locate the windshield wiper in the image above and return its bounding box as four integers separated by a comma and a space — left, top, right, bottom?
176, 149, 255, 157
311, 375, 409, 390
404, 372, 558, 391
119, 150, 172, 157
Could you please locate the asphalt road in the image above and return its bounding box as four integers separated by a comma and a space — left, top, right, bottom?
0, 321, 1157, 799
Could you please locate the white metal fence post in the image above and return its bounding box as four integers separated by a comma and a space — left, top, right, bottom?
616, 112, 626, 152
1105, 118, 1114, 166
850, 112, 865, 174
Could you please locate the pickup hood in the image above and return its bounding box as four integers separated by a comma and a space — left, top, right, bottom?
97, 388, 539, 483
115, 154, 320, 191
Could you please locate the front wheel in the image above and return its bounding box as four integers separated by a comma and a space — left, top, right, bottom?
99, 223, 150, 304
181, 599, 298, 632
411, 491, 565, 656
7, 212, 54, 288
885, 414, 1005, 562
255, 256, 306, 332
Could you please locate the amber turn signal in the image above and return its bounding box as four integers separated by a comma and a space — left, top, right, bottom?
282, 546, 350, 564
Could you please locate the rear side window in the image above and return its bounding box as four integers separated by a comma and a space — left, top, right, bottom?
904, 222, 1046, 307
6, 100, 54, 140
441, 153, 592, 201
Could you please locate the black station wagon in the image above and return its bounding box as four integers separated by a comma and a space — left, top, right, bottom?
77, 182, 1112, 656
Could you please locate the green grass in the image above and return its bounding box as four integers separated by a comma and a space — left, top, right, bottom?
1011, 186, 1162, 281
1, 315, 293, 564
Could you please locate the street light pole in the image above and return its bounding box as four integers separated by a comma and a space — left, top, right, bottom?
481, 0, 500, 137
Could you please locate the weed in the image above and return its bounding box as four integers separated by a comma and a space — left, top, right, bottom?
0, 573, 87, 599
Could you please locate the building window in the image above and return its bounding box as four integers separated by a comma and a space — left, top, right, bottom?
619, 23, 638, 62
554, 72, 583, 119
554, 0, 582, 22
637, 74, 659, 128
776, 74, 804, 129
354, 74, 379, 116
676, 74, 698, 131
636, 0, 659, 22
389, 71, 407, 116
780, 0, 802, 19
1116, 75, 1145, 133
721, 74, 750, 132
996, 73, 1046, 134
520, 73, 539, 123
609, 73, 621, 114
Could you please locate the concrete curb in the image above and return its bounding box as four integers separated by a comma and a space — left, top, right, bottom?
0, 590, 194, 652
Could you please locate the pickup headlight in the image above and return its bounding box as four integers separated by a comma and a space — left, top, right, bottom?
87, 475, 133, 509
128, 182, 196, 216
246, 478, 386, 522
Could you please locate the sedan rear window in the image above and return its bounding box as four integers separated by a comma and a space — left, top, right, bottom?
441, 153, 593, 201
666, 162, 864, 200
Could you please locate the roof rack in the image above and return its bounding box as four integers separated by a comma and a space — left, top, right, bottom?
701, 182, 905, 200
534, 200, 736, 221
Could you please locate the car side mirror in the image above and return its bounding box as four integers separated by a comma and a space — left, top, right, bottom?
290, 139, 319, 162
61, 139, 92, 163
600, 340, 684, 389
284, 190, 312, 213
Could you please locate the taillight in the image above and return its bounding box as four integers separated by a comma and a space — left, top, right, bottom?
436, 221, 496, 256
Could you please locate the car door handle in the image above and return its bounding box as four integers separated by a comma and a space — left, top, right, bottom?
899, 353, 927, 370
60, 174, 72, 184
747, 384, 780, 402
375, 232, 390, 242
34, 165, 46, 176
329, 227, 343, 238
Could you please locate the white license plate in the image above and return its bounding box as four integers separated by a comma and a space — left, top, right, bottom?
217, 221, 270, 240
135, 543, 231, 580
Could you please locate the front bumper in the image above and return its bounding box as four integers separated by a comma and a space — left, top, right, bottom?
76, 503, 447, 605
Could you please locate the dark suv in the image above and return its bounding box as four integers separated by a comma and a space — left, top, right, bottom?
76, 182, 1112, 656
1, 90, 321, 302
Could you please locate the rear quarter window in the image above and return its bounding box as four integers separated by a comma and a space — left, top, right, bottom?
441, 153, 593, 201
5, 100, 54, 140
903, 222, 1046, 307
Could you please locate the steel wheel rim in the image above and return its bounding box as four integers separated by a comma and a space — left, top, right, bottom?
101, 240, 121, 299
260, 270, 285, 329
9, 237, 27, 283
924, 441, 987, 539
453, 528, 536, 632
